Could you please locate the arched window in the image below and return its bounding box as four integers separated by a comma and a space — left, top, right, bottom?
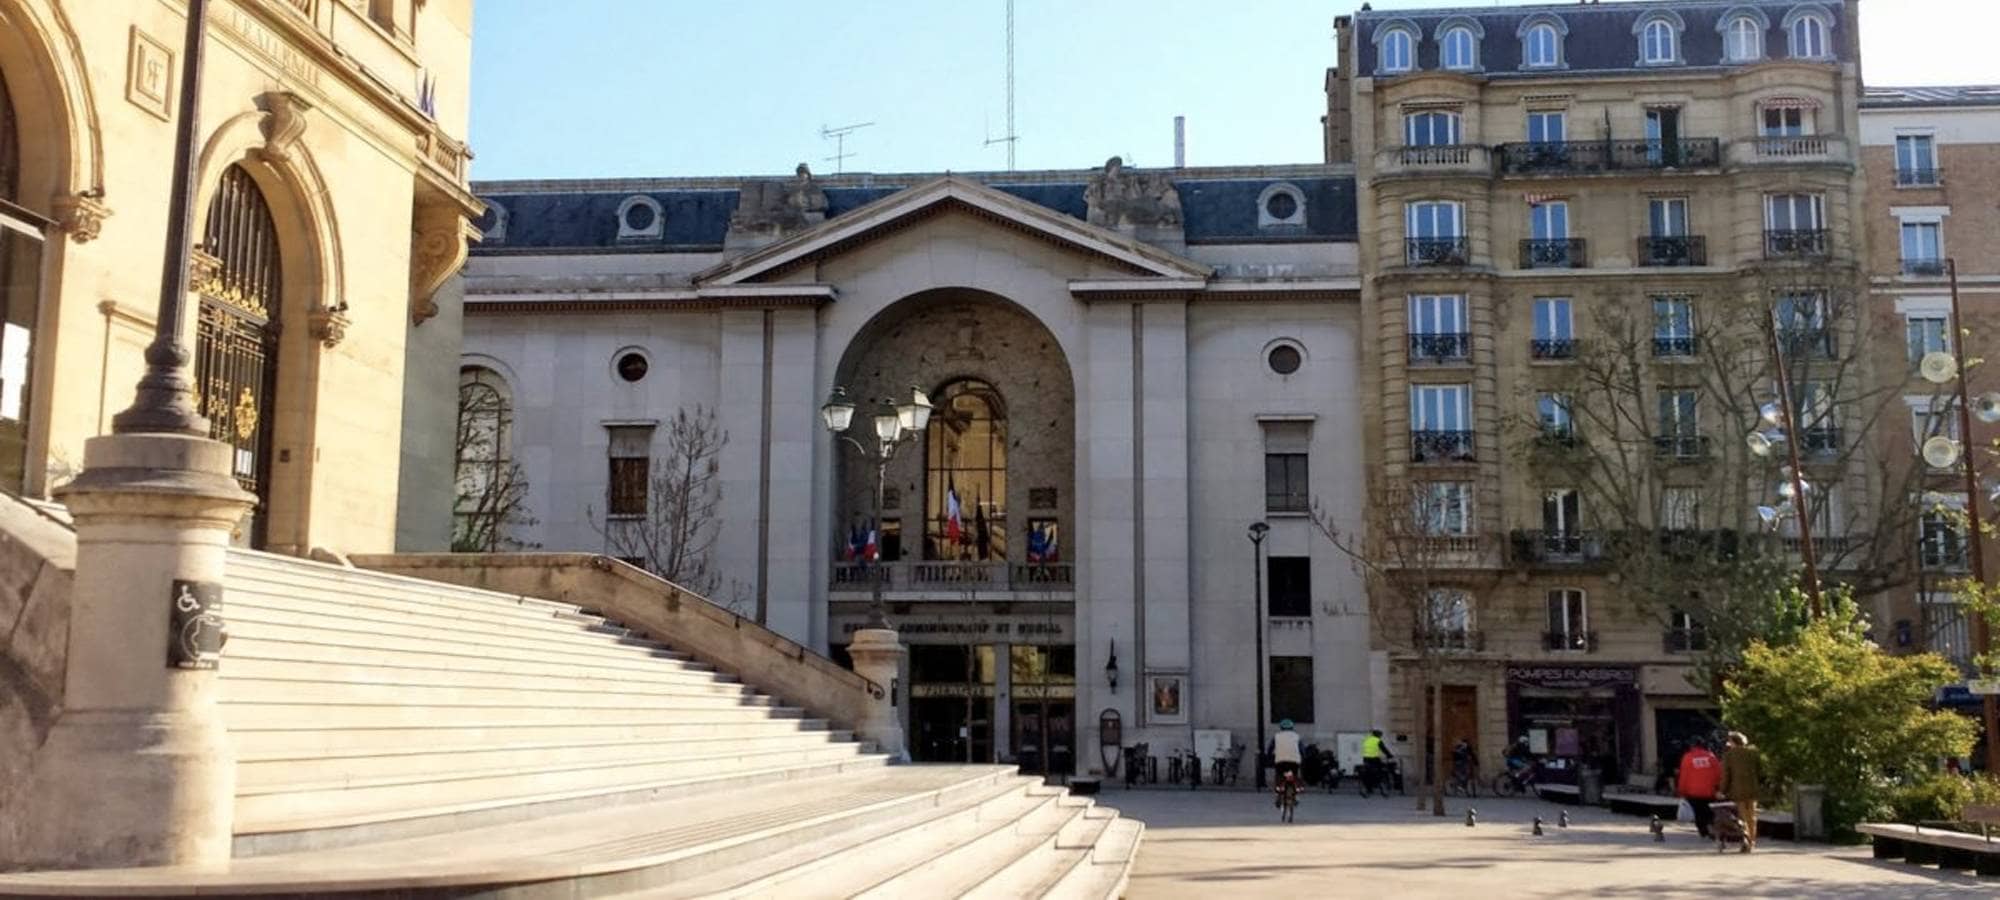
1523, 22, 1563, 68
1786, 9, 1830, 59
1725, 15, 1764, 61
0, 67, 15, 204
926, 379, 1007, 561
454, 366, 518, 551
1379, 28, 1415, 74
1641, 19, 1678, 64
1441, 27, 1478, 70
0, 64, 39, 495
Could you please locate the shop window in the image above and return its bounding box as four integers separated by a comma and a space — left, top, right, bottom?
1010, 644, 1075, 685
1267, 556, 1311, 617
1270, 656, 1315, 724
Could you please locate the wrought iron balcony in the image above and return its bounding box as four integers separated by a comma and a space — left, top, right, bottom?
1778, 329, 1837, 359
1417, 628, 1485, 652
1410, 430, 1476, 463
1637, 235, 1708, 267
1652, 434, 1711, 461
1781, 535, 1852, 557
1531, 338, 1576, 360
1921, 539, 1968, 572
1510, 530, 1605, 564
1764, 229, 1831, 259
1408, 333, 1472, 363
1903, 258, 1947, 277
1897, 167, 1943, 187
1800, 425, 1842, 454
1520, 238, 1587, 269
1495, 138, 1722, 175
1663, 627, 1709, 653
1544, 630, 1599, 653
1405, 237, 1471, 266
1533, 428, 1578, 450
1652, 336, 1699, 358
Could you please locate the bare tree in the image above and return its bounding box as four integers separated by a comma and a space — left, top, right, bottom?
452, 378, 537, 552
1315, 482, 1503, 816
591, 407, 728, 598
1510, 268, 1942, 695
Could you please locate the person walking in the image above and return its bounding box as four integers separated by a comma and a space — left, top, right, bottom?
1675, 739, 1722, 838
1720, 731, 1762, 852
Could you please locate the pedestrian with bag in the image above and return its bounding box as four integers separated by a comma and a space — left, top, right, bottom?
1675, 739, 1722, 839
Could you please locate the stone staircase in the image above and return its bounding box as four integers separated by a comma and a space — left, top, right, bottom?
0, 549, 1139, 898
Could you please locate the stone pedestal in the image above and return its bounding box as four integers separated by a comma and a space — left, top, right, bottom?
12, 434, 254, 869
846, 627, 909, 762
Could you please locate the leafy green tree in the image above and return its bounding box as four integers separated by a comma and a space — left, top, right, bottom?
1723, 599, 1976, 834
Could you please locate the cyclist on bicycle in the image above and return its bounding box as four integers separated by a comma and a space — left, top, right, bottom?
1502, 735, 1536, 789
1359, 729, 1393, 794
1451, 737, 1477, 790
1269, 720, 1304, 804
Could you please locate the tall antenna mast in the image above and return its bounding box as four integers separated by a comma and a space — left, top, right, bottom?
983, 0, 1018, 169
820, 121, 875, 175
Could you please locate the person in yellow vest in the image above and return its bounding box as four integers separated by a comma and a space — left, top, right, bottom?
1360, 729, 1393, 795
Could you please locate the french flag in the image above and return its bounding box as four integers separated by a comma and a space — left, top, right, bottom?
945, 486, 963, 543
863, 525, 879, 562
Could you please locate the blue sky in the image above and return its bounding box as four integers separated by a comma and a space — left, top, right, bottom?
469, 0, 2000, 181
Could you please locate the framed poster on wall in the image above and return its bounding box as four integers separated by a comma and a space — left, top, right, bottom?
1147, 672, 1187, 724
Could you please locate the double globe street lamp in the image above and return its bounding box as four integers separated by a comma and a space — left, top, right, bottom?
821, 385, 934, 629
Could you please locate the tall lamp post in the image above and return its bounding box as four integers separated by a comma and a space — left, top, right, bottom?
820, 385, 933, 628
1747, 313, 1825, 620
1248, 521, 1270, 790
1915, 258, 2000, 775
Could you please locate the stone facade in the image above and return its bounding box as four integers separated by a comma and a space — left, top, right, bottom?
1859, 87, 2000, 669
458, 166, 1374, 775
1331, 0, 1876, 780
0, 0, 480, 556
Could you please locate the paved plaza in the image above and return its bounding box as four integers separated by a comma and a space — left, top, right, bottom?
1106, 788, 1993, 899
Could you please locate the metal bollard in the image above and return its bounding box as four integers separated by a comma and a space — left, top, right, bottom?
1466, 808, 1477, 827
1558, 810, 1569, 829
1650, 815, 1666, 842
1532, 816, 1544, 836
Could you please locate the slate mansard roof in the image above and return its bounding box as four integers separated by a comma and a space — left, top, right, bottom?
470, 166, 1358, 254
1352, 0, 1850, 77
1860, 85, 2000, 110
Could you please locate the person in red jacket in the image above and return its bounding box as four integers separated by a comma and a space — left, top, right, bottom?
1676, 739, 1723, 838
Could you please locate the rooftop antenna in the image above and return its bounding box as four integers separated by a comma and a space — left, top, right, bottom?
1174, 116, 1186, 168
820, 121, 874, 175
983, 0, 1019, 169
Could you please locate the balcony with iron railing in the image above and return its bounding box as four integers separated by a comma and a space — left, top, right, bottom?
1800, 425, 1842, 455
1921, 539, 1969, 573
1897, 167, 1943, 188
1663, 627, 1709, 654
1405, 237, 1472, 267
1652, 434, 1711, 462
829, 560, 1076, 596
1410, 430, 1476, 464
1530, 338, 1577, 360
1495, 138, 1723, 176
1652, 335, 1699, 358
1510, 530, 1607, 565
1519, 238, 1588, 270
1637, 235, 1708, 267
1544, 630, 1599, 653
1764, 229, 1831, 260
1778, 329, 1838, 359
1902, 258, 1947, 277
1417, 628, 1485, 653
1780, 535, 1852, 557
1408, 333, 1472, 364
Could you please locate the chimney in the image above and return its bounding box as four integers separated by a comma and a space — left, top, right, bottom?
1174, 116, 1186, 168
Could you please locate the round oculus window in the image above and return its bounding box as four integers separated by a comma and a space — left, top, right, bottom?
623, 202, 656, 232
1268, 344, 1302, 375
616, 352, 650, 383
1265, 191, 1299, 221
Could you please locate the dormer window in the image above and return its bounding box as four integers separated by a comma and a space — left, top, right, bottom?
1721, 11, 1766, 62
615, 195, 664, 242
1438, 19, 1482, 71
1378, 25, 1417, 74
1785, 7, 1832, 59
1636, 13, 1684, 65
1519, 17, 1567, 69
1258, 183, 1308, 229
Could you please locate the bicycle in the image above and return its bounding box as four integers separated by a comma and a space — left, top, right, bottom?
1276, 770, 1301, 823
1358, 759, 1390, 798
1492, 762, 1540, 798
1447, 763, 1481, 798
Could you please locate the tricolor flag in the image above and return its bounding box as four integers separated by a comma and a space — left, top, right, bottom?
945, 482, 963, 543
863, 524, 879, 562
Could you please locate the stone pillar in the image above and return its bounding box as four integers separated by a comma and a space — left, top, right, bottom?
847, 627, 909, 762
13, 434, 254, 869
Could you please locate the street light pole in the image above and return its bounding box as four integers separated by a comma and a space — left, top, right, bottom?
112, 0, 211, 437
1942, 259, 2000, 775
1248, 521, 1270, 791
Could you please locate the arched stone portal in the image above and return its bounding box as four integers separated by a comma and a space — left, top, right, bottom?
830, 287, 1078, 770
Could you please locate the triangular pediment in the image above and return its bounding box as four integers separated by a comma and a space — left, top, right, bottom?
694, 176, 1213, 286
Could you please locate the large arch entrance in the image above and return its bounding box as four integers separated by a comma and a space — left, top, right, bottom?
195, 164, 282, 547
830, 287, 1078, 770
0, 64, 34, 493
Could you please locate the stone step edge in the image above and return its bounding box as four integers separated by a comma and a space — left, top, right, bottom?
225, 576, 636, 644
234, 755, 901, 842
226, 716, 832, 739
224, 602, 675, 658
222, 632, 708, 678
226, 549, 581, 614
218, 673, 763, 704
964, 805, 1116, 899
236, 741, 869, 796
234, 729, 854, 765
222, 651, 742, 688
843, 790, 1087, 898
224, 566, 596, 629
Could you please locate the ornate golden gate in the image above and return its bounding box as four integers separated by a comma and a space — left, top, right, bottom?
194, 165, 280, 547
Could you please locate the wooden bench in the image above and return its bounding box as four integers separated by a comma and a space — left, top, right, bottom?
1859, 805, 2000, 877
